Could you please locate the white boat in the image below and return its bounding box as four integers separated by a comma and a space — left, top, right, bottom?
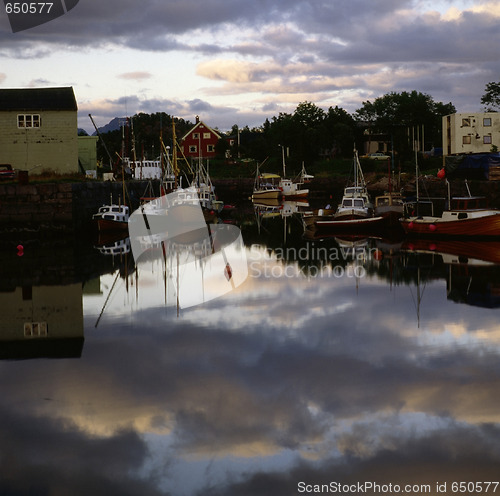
191, 159, 224, 213
279, 152, 311, 199
92, 201, 129, 232
334, 149, 373, 221
252, 159, 282, 200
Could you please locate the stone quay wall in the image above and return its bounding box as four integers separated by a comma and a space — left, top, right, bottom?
1, 177, 500, 230
0, 180, 153, 230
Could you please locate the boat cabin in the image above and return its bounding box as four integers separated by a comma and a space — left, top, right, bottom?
94, 205, 129, 222
375, 193, 404, 208
344, 186, 366, 196
341, 197, 366, 209
450, 196, 488, 211
340, 186, 372, 209
258, 173, 281, 188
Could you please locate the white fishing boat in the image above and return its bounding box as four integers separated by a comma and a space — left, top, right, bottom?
93, 198, 129, 233
279, 148, 311, 199
334, 148, 373, 221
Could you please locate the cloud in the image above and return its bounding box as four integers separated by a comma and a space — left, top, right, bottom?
2, 0, 500, 128
118, 71, 153, 81
0, 405, 162, 496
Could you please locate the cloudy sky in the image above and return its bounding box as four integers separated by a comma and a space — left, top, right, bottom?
1, 0, 500, 133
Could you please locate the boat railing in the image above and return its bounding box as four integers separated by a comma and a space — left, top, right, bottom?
404, 199, 437, 217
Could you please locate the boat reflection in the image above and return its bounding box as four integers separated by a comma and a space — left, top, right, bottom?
401, 238, 500, 309
134, 223, 247, 311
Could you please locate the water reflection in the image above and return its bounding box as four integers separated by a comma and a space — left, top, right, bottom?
1, 211, 500, 495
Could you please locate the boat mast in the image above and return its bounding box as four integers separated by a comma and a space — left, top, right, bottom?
172, 118, 179, 189
353, 144, 358, 188
280, 145, 286, 178
414, 129, 419, 216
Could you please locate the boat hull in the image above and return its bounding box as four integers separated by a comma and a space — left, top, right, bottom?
303, 209, 335, 229
95, 219, 129, 232
252, 189, 282, 200
283, 189, 309, 200
314, 215, 387, 234
400, 210, 500, 237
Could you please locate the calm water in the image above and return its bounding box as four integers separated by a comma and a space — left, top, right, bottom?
2, 201, 500, 496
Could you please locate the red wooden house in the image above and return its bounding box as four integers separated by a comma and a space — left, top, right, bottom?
180, 116, 221, 159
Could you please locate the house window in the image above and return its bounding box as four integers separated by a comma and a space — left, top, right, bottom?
203, 133, 211, 139
24, 322, 48, 338
484, 118, 492, 127
207, 145, 215, 153
189, 145, 197, 153
462, 118, 471, 127
193, 133, 199, 139
484, 135, 492, 144
463, 136, 471, 144
18, 114, 41, 128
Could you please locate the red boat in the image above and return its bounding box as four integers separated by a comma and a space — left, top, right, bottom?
400, 196, 500, 237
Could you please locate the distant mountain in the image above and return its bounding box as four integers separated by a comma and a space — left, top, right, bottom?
91, 117, 127, 136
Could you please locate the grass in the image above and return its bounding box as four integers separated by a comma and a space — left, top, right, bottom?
2, 155, 445, 184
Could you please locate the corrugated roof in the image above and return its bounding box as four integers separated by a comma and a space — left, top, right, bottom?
0, 87, 77, 111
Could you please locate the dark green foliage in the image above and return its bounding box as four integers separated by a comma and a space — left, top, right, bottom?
95, 112, 194, 166
94, 91, 455, 175
355, 91, 455, 160
481, 82, 500, 111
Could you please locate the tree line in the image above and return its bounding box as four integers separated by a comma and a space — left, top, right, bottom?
90, 83, 499, 171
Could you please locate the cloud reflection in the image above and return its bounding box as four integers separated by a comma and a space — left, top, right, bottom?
2, 245, 500, 494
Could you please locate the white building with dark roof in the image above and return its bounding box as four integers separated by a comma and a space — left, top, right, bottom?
0, 86, 78, 174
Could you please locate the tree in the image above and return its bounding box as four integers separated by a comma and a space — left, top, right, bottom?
355, 91, 455, 158
324, 106, 358, 157
481, 82, 500, 111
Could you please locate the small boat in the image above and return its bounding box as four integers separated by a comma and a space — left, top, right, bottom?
303, 147, 382, 234
302, 207, 336, 230
279, 152, 311, 199
373, 152, 403, 223
312, 214, 387, 235
93, 202, 129, 232
191, 163, 224, 215
252, 173, 282, 200
400, 192, 500, 237
334, 149, 373, 221
252, 158, 282, 200
280, 178, 309, 199
374, 191, 404, 224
